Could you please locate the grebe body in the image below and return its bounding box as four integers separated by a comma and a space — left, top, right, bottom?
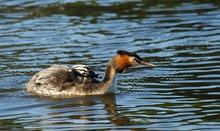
26, 50, 155, 96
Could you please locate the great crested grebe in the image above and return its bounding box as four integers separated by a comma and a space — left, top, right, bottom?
26, 50, 156, 96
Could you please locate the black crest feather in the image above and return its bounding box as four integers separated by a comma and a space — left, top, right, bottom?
116, 50, 143, 61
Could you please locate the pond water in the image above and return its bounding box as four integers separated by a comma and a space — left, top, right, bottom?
0, 0, 220, 130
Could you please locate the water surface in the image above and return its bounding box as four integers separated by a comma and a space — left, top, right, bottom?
0, 0, 220, 130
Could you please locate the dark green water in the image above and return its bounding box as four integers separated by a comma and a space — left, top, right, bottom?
0, 0, 220, 130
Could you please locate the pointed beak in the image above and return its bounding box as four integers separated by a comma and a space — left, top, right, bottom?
139, 61, 156, 67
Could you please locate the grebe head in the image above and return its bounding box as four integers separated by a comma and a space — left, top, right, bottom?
112, 50, 156, 73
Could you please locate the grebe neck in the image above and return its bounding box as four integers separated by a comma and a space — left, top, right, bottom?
100, 64, 117, 93
102, 64, 117, 83
90, 63, 117, 94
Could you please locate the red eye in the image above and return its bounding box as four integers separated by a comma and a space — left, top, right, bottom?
134, 57, 141, 64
